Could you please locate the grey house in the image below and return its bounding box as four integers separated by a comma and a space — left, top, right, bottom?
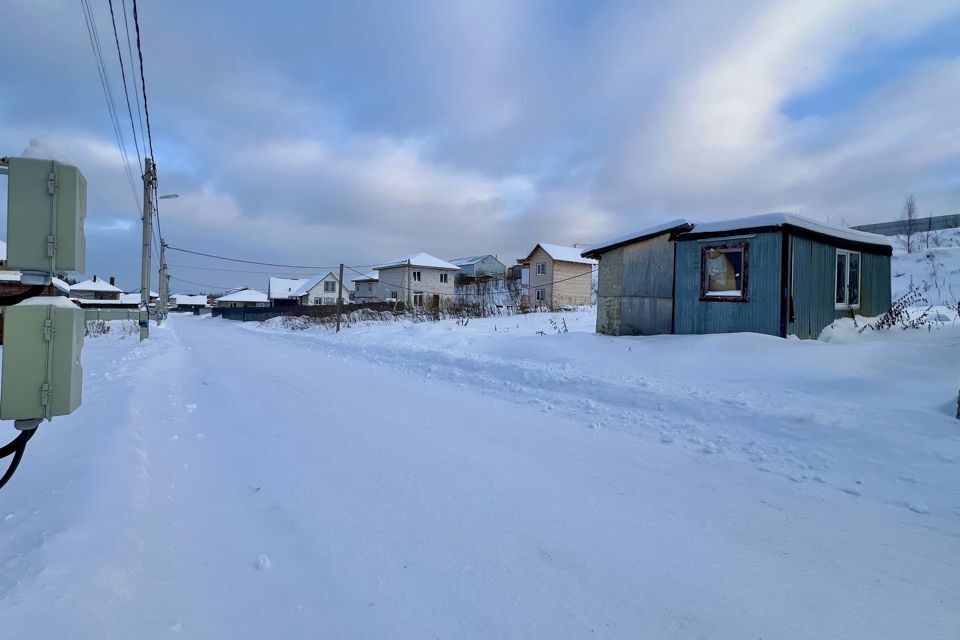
448, 255, 507, 278
582, 219, 693, 336
585, 214, 892, 339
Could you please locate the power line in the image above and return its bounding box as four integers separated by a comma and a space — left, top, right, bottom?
167, 262, 319, 275
165, 245, 364, 270
168, 274, 234, 290
107, 0, 143, 169
120, 0, 147, 161
131, 0, 155, 160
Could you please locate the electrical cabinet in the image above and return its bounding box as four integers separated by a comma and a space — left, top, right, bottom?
6, 157, 86, 275
0, 297, 84, 421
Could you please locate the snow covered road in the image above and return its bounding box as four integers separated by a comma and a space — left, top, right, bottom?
2, 313, 959, 639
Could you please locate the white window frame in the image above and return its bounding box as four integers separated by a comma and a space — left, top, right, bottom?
535, 288, 545, 301
324, 281, 337, 293
536, 262, 546, 276
835, 249, 862, 310
439, 273, 448, 284
412, 271, 422, 282
313, 297, 321, 305
413, 291, 424, 306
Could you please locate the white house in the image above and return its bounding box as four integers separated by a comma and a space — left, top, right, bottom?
170, 294, 209, 311
213, 288, 269, 308
290, 272, 352, 306
268, 277, 308, 306
351, 272, 380, 303
374, 252, 459, 309
70, 276, 123, 301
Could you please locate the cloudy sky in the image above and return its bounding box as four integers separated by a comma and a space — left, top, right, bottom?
2, 0, 959, 292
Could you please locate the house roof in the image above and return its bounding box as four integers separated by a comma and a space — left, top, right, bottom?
71, 278, 122, 293
215, 288, 268, 303
0, 272, 70, 293
374, 252, 460, 271
582, 219, 695, 258
119, 290, 159, 304
680, 213, 893, 252
290, 272, 353, 298
521, 243, 597, 265
171, 294, 208, 306
351, 271, 379, 282
268, 277, 309, 299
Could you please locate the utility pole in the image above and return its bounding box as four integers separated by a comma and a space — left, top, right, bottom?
336, 262, 345, 333
140, 157, 154, 341
157, 239, 168, 322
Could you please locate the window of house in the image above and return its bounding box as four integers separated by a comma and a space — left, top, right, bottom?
535, 288, 545, 301
313, 297, 321, 305
324, 281, 336, 293
835, 250, 861, 309
323, 297, 335, 305
413, 291, 424, 306
536, 262, 546, 275
412, 271, 421, 282
700, 243, 749, 301
390, 290, 399, 300
439, 273, 448, 284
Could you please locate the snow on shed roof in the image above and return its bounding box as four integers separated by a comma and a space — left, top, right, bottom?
268, 277, 309, 299
582, 219, 695, 257
71, 278, 122, 293
351, 271, 379, 282
374, 252, 460, 270
523, 243, 597, 265
215, 288, 268, 303
172, 294, 208, 306
291, 272, 354, 298
687, 213, 893, 248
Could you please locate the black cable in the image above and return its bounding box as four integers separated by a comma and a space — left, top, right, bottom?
166, 246, 354, 270
121, 0, 147, 159
0, 429, 36, 492
132, 0, 155, 160
107, 0, 143, 169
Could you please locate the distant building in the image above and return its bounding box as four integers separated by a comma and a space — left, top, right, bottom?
70, 276, 122, 301
213, 288, 269, 308
290, 272, 352, 306
170, 294, 209, 312
351, 272, 380, 303
517, 244, 596, 311
448, 255, 507, 278
374, 253, 459, 309
268, 277, 308, 306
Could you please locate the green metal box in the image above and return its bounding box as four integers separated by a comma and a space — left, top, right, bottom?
6, 157, 86, 274
1, 297, 84, 420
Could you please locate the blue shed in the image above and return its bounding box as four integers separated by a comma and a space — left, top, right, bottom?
672, 214, 892, 339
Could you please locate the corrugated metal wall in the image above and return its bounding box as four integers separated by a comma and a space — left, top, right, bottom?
674, 232, 782, 336
595, 234, 675, 335
789, 235, 892, 339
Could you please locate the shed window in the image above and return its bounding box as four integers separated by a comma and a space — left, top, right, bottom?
700, 243, 748, 302
536, 262, 546, 275
835, 250, 861, 310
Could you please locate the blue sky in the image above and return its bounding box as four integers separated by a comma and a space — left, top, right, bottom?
1, 0, 959, 292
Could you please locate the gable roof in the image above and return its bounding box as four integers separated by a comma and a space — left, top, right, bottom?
215, 287, 268, 303
679, 213, 893, 253
521, 243, 597, 265
71, 278, 122, 293
374, 252, 460, 271
582, 219, 695, 258
268, 277, 309, 299
290, 272, 353, 298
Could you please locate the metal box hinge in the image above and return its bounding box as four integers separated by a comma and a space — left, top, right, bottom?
40, 382, 51, 407
43, 318, 54, 341
47, 171, 57, 195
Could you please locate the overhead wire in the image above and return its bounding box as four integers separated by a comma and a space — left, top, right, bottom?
106, 0, 143, 169
131, 0, 155, 160
120, 0, 147, 161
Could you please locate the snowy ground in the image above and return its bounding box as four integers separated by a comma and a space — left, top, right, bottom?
1, 309, 959, 639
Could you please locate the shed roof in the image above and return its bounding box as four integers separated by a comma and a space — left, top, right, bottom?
375, 252, 460, 270
582, 219, 695, 258
681, 213, 893, 251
